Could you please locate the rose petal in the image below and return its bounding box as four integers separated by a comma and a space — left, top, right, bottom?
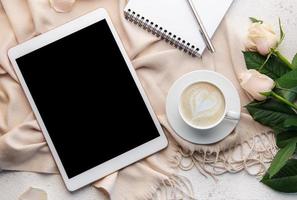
255, 38, 270, 56
245, 22, 278, 56
239, 69, 274, 101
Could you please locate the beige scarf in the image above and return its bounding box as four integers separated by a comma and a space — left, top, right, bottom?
0, 0, 276, 199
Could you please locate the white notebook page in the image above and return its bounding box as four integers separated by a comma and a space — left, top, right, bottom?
125, 0, 233, 55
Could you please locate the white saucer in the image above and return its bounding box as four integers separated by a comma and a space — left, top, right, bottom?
166, 70, 241, 144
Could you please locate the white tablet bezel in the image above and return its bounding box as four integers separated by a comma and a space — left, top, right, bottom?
8, 8, 168, 192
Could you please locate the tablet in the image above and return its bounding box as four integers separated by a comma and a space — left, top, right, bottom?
8, 8, 168, 191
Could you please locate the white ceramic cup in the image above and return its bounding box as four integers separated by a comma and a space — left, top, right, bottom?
178, 80, 240, 131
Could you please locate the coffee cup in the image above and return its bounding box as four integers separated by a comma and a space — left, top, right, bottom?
178, 81, 240, 131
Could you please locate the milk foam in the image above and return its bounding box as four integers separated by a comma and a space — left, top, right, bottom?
180, 82, 225, 127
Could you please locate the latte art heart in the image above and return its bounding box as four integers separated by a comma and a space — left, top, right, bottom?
180, 82, 225, 128
190, 90, 219, 119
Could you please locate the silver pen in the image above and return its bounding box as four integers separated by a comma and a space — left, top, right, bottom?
186, 0, 215, 53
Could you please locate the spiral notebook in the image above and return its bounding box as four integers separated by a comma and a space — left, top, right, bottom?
124, 0, 233, 57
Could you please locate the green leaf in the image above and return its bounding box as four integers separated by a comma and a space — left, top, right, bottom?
278, 18, 285, 45
274, 119, 297, 135
277, 131, 297, 148
246, 99, 296, 131
261, 91, 272, 97
243, 51, 291, 79
274, 86, 297, 102
262, 159, 297, 193
275, 68, 297, 102
243, 51, 266, 69
263, 54, 291, 78
292, 53, 297, 69
267, 142, 296, 178
269, 91, 297, 112
276, 68, 297, 88
283, 118, 297, 129
249, 17, 263, 24
273, 159, 297, 178
272, 50, 294, 70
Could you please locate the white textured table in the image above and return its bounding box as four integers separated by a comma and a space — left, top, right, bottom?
1, 0, 297, 199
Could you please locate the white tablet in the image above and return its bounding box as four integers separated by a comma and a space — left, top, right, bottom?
8, 8, 168, 191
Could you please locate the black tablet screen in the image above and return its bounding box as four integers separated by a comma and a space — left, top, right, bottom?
15, 19, 160, 178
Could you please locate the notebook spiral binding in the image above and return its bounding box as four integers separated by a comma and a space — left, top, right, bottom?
124, 9, 200, 57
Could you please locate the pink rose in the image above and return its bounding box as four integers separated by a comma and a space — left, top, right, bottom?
246, 23, 278, 56
49, 0, 76, 13
239, 69, 275, 101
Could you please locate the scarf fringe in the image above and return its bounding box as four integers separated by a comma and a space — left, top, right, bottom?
175, 132, 277, 180
145, 175, 197, 200
138, 132, 276, 200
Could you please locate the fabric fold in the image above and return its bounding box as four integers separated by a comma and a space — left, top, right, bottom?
0, 113, 57, 173
0, 2, 18, 80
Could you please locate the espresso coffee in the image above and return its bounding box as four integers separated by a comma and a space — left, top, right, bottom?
179, 82, 225, 128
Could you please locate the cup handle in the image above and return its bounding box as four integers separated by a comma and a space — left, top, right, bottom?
225, 111, 240, 120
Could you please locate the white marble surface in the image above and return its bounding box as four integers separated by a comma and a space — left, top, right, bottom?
1, 0, 297, 199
